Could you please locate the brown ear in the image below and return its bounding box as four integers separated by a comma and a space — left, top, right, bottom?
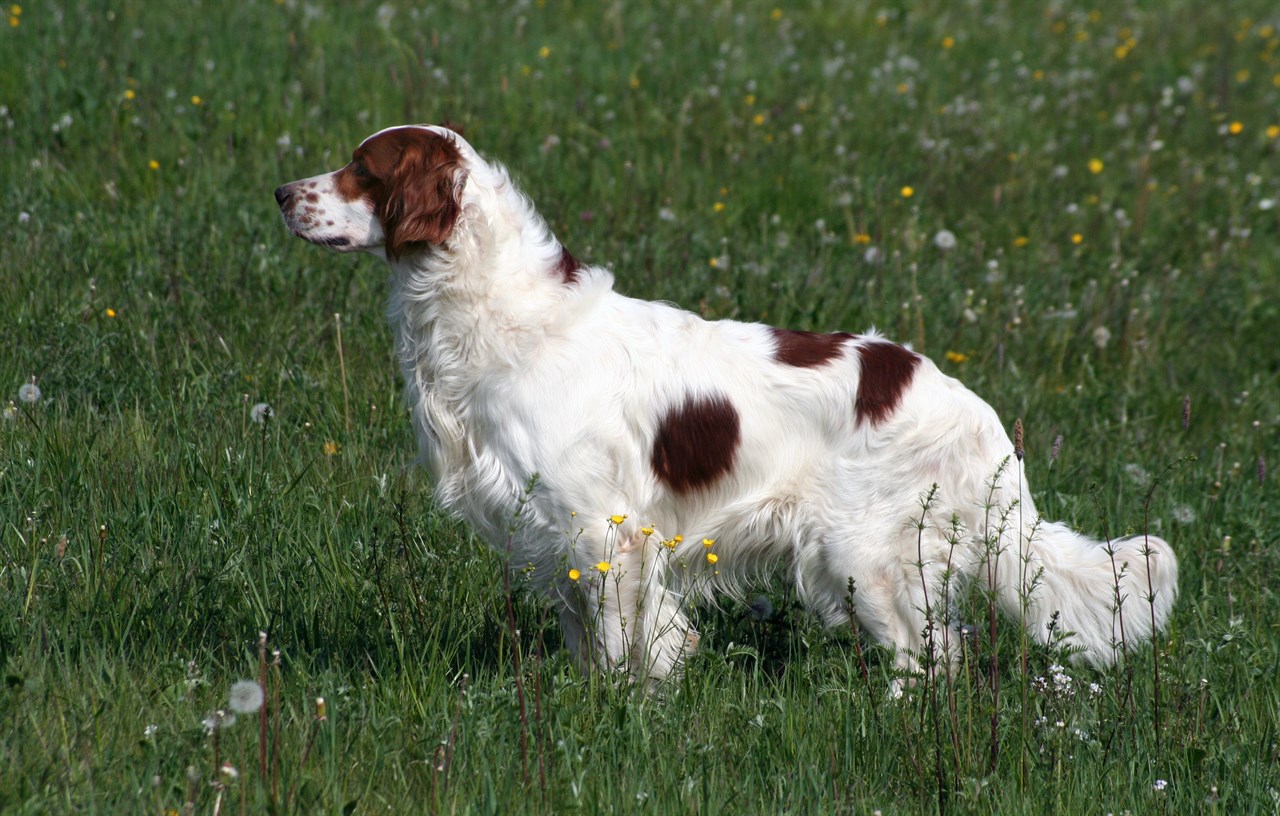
439, 120, 465, 136
382, 136, 463, 259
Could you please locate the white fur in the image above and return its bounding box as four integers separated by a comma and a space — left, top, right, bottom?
279, 125, 1178, 685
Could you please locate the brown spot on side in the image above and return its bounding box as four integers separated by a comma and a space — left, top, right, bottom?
555, 244, 581, 284
332, 127, 464, 258
855, 341, 920, 427
651, 394, 741, 494
305, 192, 320, 203
770, 328, 856, 368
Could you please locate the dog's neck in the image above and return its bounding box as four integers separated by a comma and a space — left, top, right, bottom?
383, 163, 612, 488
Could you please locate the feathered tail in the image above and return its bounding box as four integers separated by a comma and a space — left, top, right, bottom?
994, 520, 1178, 665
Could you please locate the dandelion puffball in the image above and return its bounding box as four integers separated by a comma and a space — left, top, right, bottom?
933, 229, 957, 251
228, 680, 264, 714
250, 402, 273, 424
17, 381, 41, 404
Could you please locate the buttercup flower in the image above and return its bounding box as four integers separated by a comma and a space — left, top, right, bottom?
568, 568, 581, 582
609, 514, 626, 525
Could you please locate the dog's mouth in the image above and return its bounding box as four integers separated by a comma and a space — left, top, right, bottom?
312, 234, 351, 248
281, 218, 355, 251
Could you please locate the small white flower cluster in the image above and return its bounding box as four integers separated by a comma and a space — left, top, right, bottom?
1032, 663, 1075, 699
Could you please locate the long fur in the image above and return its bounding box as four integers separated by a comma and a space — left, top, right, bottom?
277, 124, 1178, 685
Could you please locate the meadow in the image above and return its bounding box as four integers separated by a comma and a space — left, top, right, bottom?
2, 0, 1279, 812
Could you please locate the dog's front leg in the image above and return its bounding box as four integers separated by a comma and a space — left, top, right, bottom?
558, 523, 696, 685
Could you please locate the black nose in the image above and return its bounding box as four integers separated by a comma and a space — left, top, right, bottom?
274, 186, 290, 207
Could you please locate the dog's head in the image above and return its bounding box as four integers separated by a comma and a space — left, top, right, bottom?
275, 124, 468, 259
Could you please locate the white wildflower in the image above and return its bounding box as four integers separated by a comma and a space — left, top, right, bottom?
18, 381, 41, 404
933, 229, 957, 251
249, 402, 273, 424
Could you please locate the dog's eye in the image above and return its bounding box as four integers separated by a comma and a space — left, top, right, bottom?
353, 162, 370, 178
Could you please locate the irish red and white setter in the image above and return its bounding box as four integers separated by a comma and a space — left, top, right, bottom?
276, 124, 1177, 687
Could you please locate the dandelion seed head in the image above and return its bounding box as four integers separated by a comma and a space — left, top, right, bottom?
228, 680, 264, 714
17, 381, 41, 404
933, 229, 957, 251
250, 402, 273, 424
748, 594, 774, 620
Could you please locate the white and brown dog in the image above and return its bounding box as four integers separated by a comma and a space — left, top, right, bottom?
276, 124, 1177, 685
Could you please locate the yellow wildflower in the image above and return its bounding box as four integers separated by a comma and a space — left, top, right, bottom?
538, 45, 551, 59
191, 95, 202, 106
1013, 236, 1029, 248
706, 553, 719, 565
713, 202, 725, 213
124, 89, 136, 101
105, 308, 117, 318
629, 74, 640, 89
702, 538, 715, 548
900, 186, 914, 198
941, 36, 954, 49
323, 441, 340, 455
1228, 121, 1244, 135
1266, 125, 1279, 139
148, 159, 159, 170
595, 561, 610, 574
1088, 158, 1104, 174
752, 113, 765, 126
641, 527, 654, 537
609, 514, 627, 525
1071, 233, 1084, 245
770, 8, 782, 21
853, 233, 872, 245
568, 568, 581, 582
945, 351, 969, 364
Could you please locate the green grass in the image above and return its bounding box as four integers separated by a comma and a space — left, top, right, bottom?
2, 0, 1279, 812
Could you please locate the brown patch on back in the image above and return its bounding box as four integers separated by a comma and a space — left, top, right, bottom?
855, 341, 920, 427
651, 394, 741, 494
555, 245, 582, 284
770, 328, 856, 368
334, 127, 464, 258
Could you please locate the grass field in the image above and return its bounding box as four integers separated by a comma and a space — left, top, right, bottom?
2, 0, 1279, 812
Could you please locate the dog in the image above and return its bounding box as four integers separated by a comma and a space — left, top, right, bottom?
276, 124, 1178, 686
